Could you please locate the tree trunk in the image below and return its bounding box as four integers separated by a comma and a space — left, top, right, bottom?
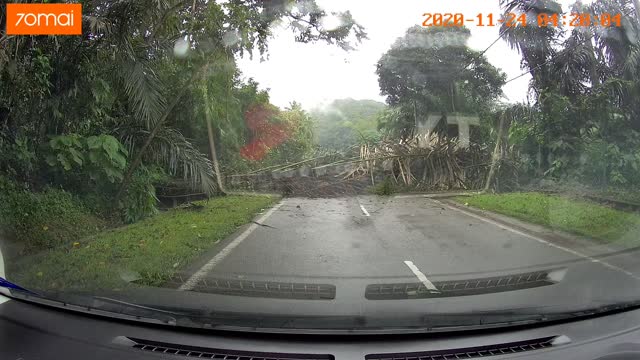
484, 114, 507, 193
601, 114, 610, 188
450, 82, 456, 114
413, 100, 417, 126
536, 144, 542, 176
204, 91, 227, 195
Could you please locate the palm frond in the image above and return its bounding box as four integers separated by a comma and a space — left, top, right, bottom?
84, 15, 113, 37
551, 36, 594, 94
116, 125, 217, 196
120, 60, 167, 130
624, 45, 640, 73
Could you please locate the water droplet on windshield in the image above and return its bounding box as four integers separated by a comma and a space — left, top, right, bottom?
222, 30, 241, 47
321, 14, 344, 31
173, 38, 189, 58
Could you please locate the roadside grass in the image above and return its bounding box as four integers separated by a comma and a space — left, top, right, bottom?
369, 178, 395, 196
456, 192, 640, 245
7, 195, 279, 292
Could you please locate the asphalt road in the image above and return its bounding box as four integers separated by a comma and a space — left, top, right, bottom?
173, 195, 640, 291
188, 196, 581, 280
134, 194, 640, 323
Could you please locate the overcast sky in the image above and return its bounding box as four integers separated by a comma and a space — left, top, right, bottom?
236, 0, 580, 110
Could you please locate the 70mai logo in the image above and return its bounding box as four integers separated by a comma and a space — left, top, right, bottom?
6, 3, 82, 35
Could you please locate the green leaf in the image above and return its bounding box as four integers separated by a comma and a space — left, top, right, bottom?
103, 167, 120, 183
45, 155, 57, 167
49, 138, 61, 150
68, 148, 84, 166
57, 154, 72, 171
59, 136, 72, 147
102, 136, 120, 158
88, 151, 99, 164
86, 136, 101, 150
111, 153, 127, 169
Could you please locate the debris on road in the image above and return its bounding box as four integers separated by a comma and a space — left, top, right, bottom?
252, 221, 278, 229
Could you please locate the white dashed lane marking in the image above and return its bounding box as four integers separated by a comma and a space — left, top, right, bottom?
359, 204, 370, 217
404, 260, 440, 293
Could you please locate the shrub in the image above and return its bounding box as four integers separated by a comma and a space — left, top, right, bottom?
0, 177, 105, 253
370, 177, 395, 196
574, 127, 640, 188
119, 166, 167, 224
0, 134, 37, 182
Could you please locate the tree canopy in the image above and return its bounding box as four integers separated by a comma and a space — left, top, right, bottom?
310, 98, 386, 150
376, 25, 506, 139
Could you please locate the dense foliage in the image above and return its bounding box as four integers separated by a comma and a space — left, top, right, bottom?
498, 0, 640, 189
0, 0, 365, 250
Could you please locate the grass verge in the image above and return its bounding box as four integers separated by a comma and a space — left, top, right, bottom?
7, 195, 279, 291
456, 192, 640, 245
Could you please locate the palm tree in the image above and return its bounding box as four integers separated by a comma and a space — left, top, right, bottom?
85, 0, 220, 202
497, 1, 563, 172
113, 69, 218, 199
499, 0, 563, 95
591, 0, 640, 129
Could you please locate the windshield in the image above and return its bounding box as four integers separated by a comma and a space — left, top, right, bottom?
2, 0, 640, 333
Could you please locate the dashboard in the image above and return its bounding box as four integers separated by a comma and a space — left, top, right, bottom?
2, 294, 640, 360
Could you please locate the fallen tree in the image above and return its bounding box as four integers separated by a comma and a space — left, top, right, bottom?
341, 135, 519, 191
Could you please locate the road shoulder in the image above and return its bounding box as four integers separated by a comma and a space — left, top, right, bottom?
167, 199, 285, 290
436, 197, 633, 257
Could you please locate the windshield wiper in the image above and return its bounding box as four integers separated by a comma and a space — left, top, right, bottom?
418, 301, 640, 333
91, 296, 188, 324
0, 277, 39, 297
3, 286, 180, 326
552, 300, 640, 320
